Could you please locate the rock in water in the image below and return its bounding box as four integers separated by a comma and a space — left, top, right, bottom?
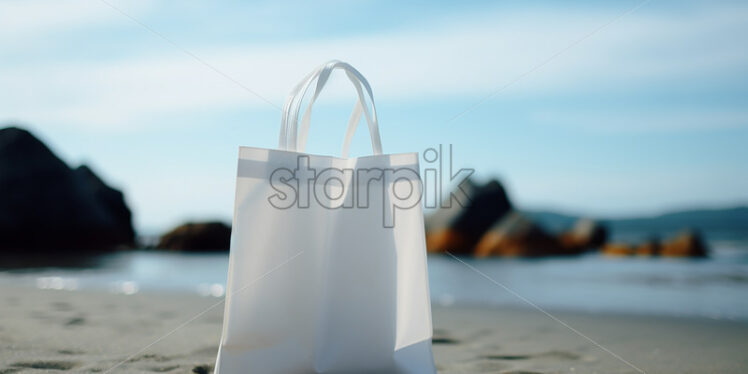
474, 211, 565, 257
602, 243, 635, 257
558, 218, 608, 252
660, 230, 708, 257
425, 179, 512, 255
0, 126, 135, 251
635, 238, 661, 256
157, 222, 231, 251
424, 178, 477, 234
74, 165, 135, 243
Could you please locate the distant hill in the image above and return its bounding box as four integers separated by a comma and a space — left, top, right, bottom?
526, 206, 748, 242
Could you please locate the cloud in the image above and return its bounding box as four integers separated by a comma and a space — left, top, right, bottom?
0, 0, 152, 43
1, 1, 747, 132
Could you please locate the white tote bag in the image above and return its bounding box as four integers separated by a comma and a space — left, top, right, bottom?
215, 61, 436, 374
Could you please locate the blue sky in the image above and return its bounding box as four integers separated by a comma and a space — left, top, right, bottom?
1, 0, 747, 233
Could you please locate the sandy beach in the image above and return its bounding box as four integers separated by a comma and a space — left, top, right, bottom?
1, 284, 746, 374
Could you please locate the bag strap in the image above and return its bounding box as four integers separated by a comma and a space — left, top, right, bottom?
278, 61, 382, 158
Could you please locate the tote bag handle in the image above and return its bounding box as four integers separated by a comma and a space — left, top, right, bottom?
278, 61, 383, 158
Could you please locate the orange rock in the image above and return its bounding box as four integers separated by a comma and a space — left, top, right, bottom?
474, 212, 566, 257
635, 239, 660, 256
602, 243, 634, 257
660, 230, 708, 257
424, 179, 512, 255
426, 230, 464, 254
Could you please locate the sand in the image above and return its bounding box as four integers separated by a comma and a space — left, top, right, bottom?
1, 284, 747, 373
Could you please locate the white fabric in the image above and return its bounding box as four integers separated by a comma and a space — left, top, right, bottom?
216, 61, 436, 374
279, 60, 382, 158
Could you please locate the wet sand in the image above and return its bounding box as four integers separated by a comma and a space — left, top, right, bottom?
1, 284, 746, 373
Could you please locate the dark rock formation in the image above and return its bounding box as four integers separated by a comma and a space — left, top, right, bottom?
558, 218, 608, 252
0, 126, 135, 251
73, 164, 135, 242
474, 211, 565, 257
157, 222, 231, 251
424, 179, 477, 234
425, 179, 512, 255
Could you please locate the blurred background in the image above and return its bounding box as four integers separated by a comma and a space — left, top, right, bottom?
1, 0, 747, 319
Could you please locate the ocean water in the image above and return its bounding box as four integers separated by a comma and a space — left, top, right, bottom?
2, 241, 747, 321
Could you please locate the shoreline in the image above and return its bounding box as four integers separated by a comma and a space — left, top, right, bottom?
2, 285, 747, 373
4, 248, 748, 323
